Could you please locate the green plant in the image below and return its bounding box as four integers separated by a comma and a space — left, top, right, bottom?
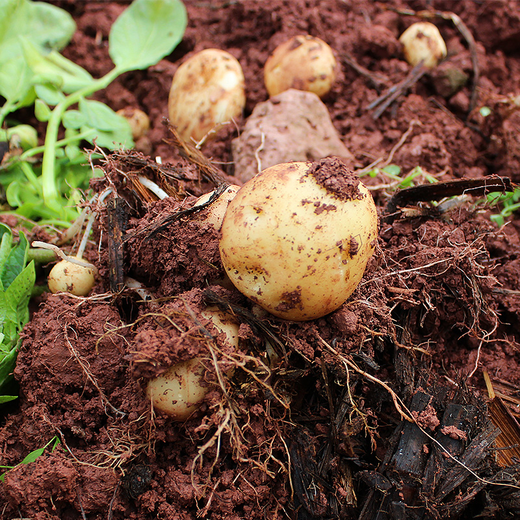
0, 436, 60, 481
0, 224, 35, 404
0, 0, 187, 224
487, 188, 520, 227
361, 164, 438, 189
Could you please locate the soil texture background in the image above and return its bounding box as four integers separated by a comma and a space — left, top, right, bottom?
1, 1, 520, 519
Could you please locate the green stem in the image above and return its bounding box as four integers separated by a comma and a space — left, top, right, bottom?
0, 99, 16, 129
27, 248, 57, 264
41, 67, 122, 212
20, 129, 96, 161
19, 161, 41, 193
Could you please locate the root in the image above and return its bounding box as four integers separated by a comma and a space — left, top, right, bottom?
62, 325, 124, 416
317, 336, 520, 493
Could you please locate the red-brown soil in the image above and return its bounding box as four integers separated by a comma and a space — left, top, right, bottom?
2, 1, 520, 519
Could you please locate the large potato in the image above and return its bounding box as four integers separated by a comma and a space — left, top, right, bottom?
219, 158, 378, 321
264, 35, 337, 98
168, 49, 246, 143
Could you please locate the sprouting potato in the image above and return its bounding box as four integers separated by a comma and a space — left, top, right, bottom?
168, 49, 246, 143
47, 258, 96, 296
146, 306, 239, 420
219, 158, 378, 321
264, 35, 337, 98
399, 22, 447, 69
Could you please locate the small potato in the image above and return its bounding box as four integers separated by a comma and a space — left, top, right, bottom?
192, 185, 241, 230
264, 35, 337, 98
146, 357, 207, 421
116, 107, 150, 140
399, 22, 447, 69
146, 307, 239, 420
168, 49, 246, 143
219, 158, 378, 321
48, 258, 95, 296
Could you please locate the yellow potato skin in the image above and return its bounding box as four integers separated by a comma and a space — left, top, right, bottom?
168, 49, 246, 142
48, 259, 95, 297
399, 22, 447, 69
264, 35, 337, 98
219, 161, 378, 321
146, 358, 207, 421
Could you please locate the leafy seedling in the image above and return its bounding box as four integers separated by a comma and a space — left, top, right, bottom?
0, 436, 60, 482
487, 188, 520, 227
0, 0, 187, 224
0, 224, 35, 403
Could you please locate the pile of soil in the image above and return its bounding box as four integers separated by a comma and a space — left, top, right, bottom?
2, 1, 520, 519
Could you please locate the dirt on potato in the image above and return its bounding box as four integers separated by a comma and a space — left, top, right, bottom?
2, 1, 520, 519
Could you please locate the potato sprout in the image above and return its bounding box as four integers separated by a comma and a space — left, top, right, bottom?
168, 49, 246, 143
146, 306, 239, 420
219, 158, 378, 321
399, 22, 447, 69
264, 35, 337, 98
192, 185, 241, 230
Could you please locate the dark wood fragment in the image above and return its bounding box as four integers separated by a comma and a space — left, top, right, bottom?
384, 176, 515, 223
106, 197, 128, 293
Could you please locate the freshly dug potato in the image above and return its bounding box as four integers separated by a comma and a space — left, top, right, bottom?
399, 22, 447, 69
219, 158, 378, 321
168, 49, 246, 143
48, 258, 96, 297
146, 306, 239, 420
264, 35, 337, 98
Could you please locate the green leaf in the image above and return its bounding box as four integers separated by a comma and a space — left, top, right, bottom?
0, 395, 17, 404
0, 348, 18, 390
382, 164, 401, 176
5, 262, 36, 330
62, 110, 86, 130
1, 232, 29, 289
22, 38, 93, 94
34, 82, 66, 107
35, 99, 52, 122
109, 0, 187, 73
0, 0, 75, 60
0, 0, 75, 102
0, 56, 35, 107
79, 98, 134, 149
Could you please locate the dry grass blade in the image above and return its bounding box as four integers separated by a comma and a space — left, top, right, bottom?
484, 371, 520, 467
166, 124, 228, 186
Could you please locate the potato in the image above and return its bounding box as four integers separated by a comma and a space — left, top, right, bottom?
192, 185, 241, 230
48, 258, 96, 296
146, 306, 239, 420
399, 22, 447, 69
264, 35, 337, 98
219, 158, 378, 321
116, 107, 150, 140
146, 357, 207, 421
168, 49, 246, 143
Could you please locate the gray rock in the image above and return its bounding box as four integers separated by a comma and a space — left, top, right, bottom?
232, 89, 354, 183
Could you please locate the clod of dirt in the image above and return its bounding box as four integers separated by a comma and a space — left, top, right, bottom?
231, 88, 354, 182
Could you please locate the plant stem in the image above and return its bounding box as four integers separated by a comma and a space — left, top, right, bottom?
41, 67, 122, 212
27, 248, 57, 264
20, 130, 96, 161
